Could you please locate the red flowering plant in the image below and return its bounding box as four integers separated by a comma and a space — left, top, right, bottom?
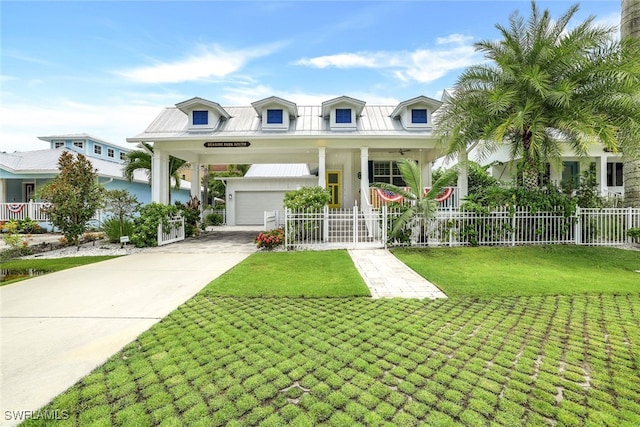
255, 228, 285, 250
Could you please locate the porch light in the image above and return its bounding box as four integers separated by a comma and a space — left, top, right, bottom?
228, 193, 232, 200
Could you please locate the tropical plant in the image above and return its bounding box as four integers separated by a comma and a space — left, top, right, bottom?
436, 1, 640, 191
122, 142, 188, 203
102, 217, 134, 243
103, 189, 140, 240
371, 158, 457, 239
622, 0, 640, 207
40, 151, 105, 247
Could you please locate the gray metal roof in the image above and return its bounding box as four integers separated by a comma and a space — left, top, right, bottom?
130, 104, 438, 141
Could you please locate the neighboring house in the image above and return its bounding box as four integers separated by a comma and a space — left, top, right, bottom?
127, 95, 449, 225
481, 146, 625, 197
0, 134, 192, 219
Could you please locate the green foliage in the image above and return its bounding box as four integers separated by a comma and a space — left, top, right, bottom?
131, 203, 180, 247
0, 220, 32, 260
627, 227, 640, 242
39, 151, 105, 247
255, 228, 285, 250
284, 186, 331, 211
433, 162, 497, 197
102, 218, 135, 243
436, 2, 640, 190
207, 170, 243, 200
174, 197, 201, 237
204, 212, 224, 226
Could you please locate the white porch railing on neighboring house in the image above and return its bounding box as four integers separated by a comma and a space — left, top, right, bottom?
369, 187, 460, 210
0, 202, 51, 222
157, 216, 185, 246
279, 206, 640, 249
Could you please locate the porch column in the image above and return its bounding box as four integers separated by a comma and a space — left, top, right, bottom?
318, 147, 326, 188
190, 162, 201, 200
360, 147, 369, 207
0, 178, 6, 203
152, 149, 169, 204
599, 155, 608, 196
457, 149, 468, 199
421, 160, 432, 187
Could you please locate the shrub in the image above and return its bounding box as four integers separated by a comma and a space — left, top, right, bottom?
102, 218, 135, 243
627, 228, 640, 243
255, 228, 285, 250
284, 186, 331, 212
205, 212, 224, 226
175, 197, 201, 237
131, 203, 180, 247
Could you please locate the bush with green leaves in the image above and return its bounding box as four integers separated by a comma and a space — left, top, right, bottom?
131, 203, 180, 247
284, 186, 331, 212
627, 228, 640, 243
255, 228, 285, 250
205, 212, 224, 226
102, 218, 135, 243
0, 221, 32, 260
174, 197, 201, 237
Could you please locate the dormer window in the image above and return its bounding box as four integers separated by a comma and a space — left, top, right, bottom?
73, 141, 84, 149
267, 109, 283, 124
94, 145, 102, 155
411, 109, 428, 124
336, 109, 352, 124
192, 110, 209, 125
54, 141, 64, 149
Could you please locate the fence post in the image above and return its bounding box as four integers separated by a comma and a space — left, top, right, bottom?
627, 207, 632, 244
323, 205, 329, 242
382, 205, 388, 249
353, 205, 358, 246
575, 206, 581, 245
449, 208, 454, 247
511, 207, 517, 246
284, 208, 289, 248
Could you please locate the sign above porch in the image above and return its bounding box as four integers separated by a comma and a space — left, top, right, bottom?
204, 141, 251, 148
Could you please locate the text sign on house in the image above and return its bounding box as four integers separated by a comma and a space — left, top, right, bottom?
204, 142, 251, 148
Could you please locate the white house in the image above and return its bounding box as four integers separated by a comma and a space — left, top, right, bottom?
127, 95, 450, 225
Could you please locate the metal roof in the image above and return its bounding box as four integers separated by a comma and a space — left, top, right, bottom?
130, 104, 437, 142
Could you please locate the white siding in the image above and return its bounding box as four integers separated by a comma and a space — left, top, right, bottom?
235, 191, 286, 225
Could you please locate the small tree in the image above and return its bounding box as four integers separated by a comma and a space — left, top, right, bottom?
40, 151, 104, 247
104, 189, 140, 240
284, 186, 332, 211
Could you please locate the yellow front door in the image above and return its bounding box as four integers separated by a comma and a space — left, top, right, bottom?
327, 171, 340, 208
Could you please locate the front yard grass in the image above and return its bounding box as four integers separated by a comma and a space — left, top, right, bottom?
23, 294, 640, 426
0, 256, 120, 286
392, 246, 640, 298
203, 250, 370, 297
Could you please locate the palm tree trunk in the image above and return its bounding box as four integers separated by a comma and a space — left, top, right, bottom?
622, 0, 640, 207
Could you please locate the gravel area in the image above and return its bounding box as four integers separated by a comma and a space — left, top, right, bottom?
19, 240, 152, 259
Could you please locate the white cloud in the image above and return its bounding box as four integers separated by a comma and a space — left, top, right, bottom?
117, 42, 285, 84
295, 34, 482, 84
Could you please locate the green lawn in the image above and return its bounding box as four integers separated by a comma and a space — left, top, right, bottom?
17, 247, 640, 426
392, 246, 640, 298
0, 256, 120, 286
204, 250, 370, 297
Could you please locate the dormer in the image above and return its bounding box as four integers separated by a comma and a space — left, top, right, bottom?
390, 96, 442, 130
321, 96, 366, 131
251, 96, 298, 131
176, 97, 230, 131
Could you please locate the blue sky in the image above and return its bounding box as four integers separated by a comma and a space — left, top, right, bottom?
1, 1, 621, 152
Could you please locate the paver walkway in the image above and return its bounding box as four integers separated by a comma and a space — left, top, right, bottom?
348, 249, 448, 299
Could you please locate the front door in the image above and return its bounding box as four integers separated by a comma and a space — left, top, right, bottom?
24, 183, 35, 202
327, 171, 340, 208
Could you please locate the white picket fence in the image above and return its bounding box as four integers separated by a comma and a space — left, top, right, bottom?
157, 216, 185, 246
282, 206, 640, 249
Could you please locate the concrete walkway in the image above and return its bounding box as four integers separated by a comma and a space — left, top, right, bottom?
0, 229, 259, 427
348, 249, 448, 299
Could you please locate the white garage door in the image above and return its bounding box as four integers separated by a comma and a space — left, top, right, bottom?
235, 191, 286, 225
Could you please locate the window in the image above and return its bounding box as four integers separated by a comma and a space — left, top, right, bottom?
94, 145, 102, 155
73, 141, 84, 149
607, 162, 624, 186
411, 109, 428, 124
335, 108, 352, 124
54, 141, 64, 149
373, 161, 406, 186
192, 110, 208, 125
120, 152, 126, 161
107, 148, 115, 158
266, 109, 283, 124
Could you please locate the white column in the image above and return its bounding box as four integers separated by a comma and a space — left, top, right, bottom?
421, 157, 432, 188
599, 155, 608, 196
190, 163, 201, 200
0, 179, 6, 203
152, 150, 169, 204
457, 149, 468, 199
360, 147, 369, 207
318, 147, 326, 188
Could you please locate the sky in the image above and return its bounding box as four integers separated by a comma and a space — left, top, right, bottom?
0, 0, 622, 153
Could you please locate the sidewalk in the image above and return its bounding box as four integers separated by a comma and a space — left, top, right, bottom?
348, 249, 448, 299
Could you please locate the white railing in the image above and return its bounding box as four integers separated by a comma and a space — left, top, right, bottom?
0, 202, 51, 222
157, 216, 185, 246
282, 206, 640, 249
369, 187, 460, 210
264, 210, 279, 231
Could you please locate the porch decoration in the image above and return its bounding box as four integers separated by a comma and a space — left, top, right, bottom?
424, 187, 454, 203
375, 188, 404, 203
6, 203, 25, 214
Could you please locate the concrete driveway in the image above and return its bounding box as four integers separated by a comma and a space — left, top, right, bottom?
0, 228, 259, 426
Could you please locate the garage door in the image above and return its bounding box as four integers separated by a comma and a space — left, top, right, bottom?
235, 191, 286, 225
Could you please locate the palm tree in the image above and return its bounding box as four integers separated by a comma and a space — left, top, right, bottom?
123, 142, 188, 204
622, 0, 640, 207
437, 1, 640, 191
371, 158, 457, 239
